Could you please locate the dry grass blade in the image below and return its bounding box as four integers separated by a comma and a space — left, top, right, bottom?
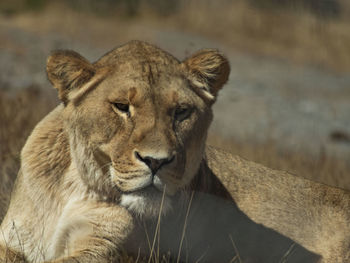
176, 190, 195, 263
229, 235, 242, 263
147, 185, 166, 263
279, 243, 296, 263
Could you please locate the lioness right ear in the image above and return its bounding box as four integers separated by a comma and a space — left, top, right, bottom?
46, 50, 95, 104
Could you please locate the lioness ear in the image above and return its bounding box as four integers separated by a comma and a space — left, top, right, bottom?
182, 49, 230, 102
46, 50, 95, 104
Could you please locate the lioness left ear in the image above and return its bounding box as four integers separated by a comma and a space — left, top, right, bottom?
46, 50, 95, 104
182, 49, 230, 102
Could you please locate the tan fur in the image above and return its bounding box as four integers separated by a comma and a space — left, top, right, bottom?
205, 147, 350, 262
0, 41, 349, 263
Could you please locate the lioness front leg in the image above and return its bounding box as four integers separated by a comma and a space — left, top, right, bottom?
45, 202, 134, 263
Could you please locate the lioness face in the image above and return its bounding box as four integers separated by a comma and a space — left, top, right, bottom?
46, 41, 229, 217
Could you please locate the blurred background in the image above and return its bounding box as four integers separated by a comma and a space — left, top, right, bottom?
0, 0, 350, 215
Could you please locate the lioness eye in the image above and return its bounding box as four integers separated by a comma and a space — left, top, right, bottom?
113, 103, 129, 114
174, 107, 192, 122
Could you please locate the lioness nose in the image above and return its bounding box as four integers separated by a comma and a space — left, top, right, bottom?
135, 151, 174, 175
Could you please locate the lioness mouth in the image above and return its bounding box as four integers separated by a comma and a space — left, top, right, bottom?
122, 178, 164, 194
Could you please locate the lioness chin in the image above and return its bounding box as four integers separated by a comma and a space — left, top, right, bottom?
0, 41, 349, 263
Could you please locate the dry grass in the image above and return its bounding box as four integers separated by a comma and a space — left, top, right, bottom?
173, 0, 350, 72
1, 1, 350, 71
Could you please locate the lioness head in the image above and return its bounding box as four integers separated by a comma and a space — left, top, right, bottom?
46, 41, 229, 217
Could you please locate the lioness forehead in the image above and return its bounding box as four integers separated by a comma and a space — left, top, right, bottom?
94, 41, 192, 105
102, 71, 191, 107
103, 58, 183, 86
95, 40, 179, 68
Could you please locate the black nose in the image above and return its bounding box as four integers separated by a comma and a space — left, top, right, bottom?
135, 151, 174, 175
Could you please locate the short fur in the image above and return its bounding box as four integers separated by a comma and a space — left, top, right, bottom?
0, 41, 349, 263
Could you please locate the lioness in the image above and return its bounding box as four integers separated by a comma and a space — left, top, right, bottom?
0, 41, 349, 263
